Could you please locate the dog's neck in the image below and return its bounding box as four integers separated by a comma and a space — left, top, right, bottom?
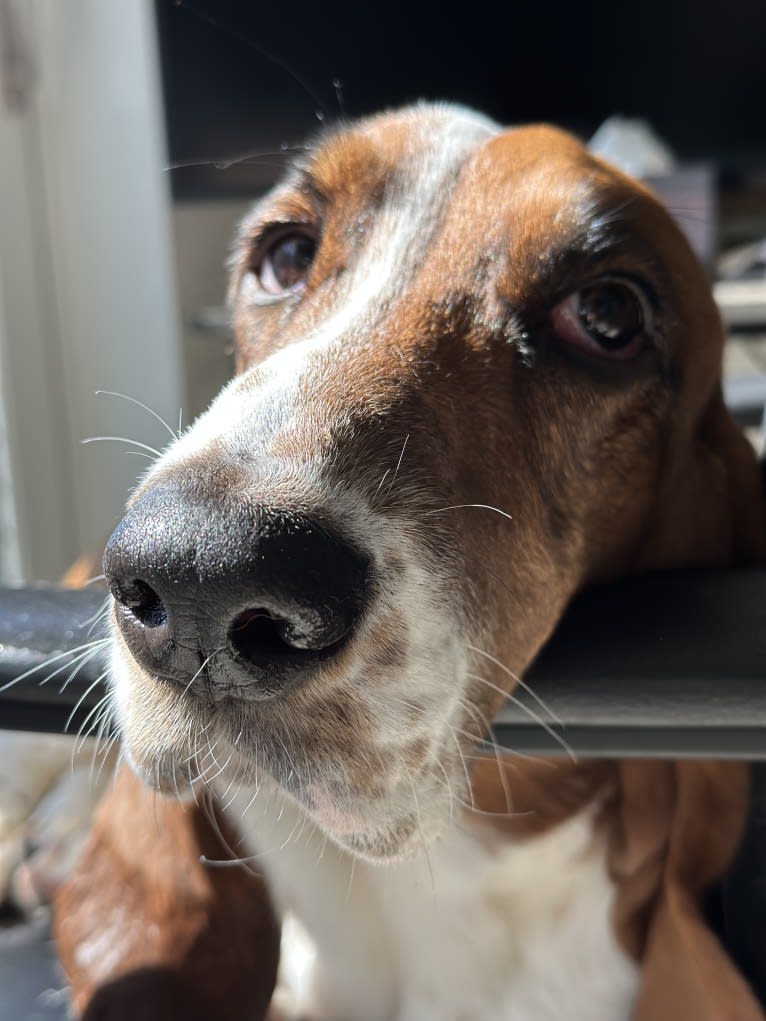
224, 762, 637, 1021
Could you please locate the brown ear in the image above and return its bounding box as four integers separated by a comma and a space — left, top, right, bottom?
611, 760, 764, 1020
54, 765, 280, 1021
637, 387, 765, 571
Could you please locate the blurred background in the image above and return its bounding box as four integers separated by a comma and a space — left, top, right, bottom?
1, 0, 766, 583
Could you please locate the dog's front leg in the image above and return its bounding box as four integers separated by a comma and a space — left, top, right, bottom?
54, 764, 280, 1020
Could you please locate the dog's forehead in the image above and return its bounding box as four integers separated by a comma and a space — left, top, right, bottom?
310, 104, 595, 185
298, 106, 647, 275
309, 103, 500, 190
229, 103, 719, 413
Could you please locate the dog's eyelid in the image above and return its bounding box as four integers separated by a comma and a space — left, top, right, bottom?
241, 223, 321, 303
545, 269, 655, 311
237, 178, 324, 251
553, 228, 666, 293
246, 219, 320, 254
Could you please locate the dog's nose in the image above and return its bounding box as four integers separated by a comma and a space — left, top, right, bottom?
103, 488, 369, 697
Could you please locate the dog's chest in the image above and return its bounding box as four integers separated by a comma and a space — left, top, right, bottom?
229, 789, 639, 1021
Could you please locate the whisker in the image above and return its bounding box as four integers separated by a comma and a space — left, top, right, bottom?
454, 695, 514, 815
426, 503, 513, 521
82, 597, 111, 634
467, 670, 575, 762
423, 746, 456, 824
467, 644, 564, 727
405, 769, 435, 890
83, 574, 107, 588
316, 831, 330, 865
69, 677, 111, 742
82, 436, 163, 458
166, 150, 303, 172
57, 644, 108, 694
169, 3, 327, 122
240, 785, 262, 820
442, 714, 474, 808
87, 696, 118, 780
196, 787, 262, 875
95, 390, 179, 441
182, 647, 225, 697
385, 434, 410, 499
200, 787, 308, 872
373, 468, 391, 501
188, 725, 202, 808
201, 846, 275, 869
344, 849, 358, 903
93, 724, 120, 784
0, 637, 109, 693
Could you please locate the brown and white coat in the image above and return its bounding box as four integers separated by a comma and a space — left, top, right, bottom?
47, 104, 766, 1020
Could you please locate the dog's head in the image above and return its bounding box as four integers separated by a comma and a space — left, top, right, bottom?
105, 103, 763, 861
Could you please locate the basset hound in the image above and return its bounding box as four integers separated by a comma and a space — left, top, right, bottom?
50, 103, 766, 1020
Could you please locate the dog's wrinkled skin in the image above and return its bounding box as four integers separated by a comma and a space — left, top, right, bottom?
55, 105, 765, 1020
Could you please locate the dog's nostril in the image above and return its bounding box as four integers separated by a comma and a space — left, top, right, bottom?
118, 580, 168, 629
229, 608, 296, 663
229, 607, 341, 668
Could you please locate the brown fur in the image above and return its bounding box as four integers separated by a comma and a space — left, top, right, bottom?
470, 757, 765, 1018
54, 108, 766, 1018
54, 768, 279, 1021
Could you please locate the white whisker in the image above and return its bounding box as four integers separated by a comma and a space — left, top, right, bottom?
426, 503, 513, 521
70, 679, 111, 743
95, 389, 179, 441
386, 434, 410, 499
466, 670, 575, 762
467, 644, 564, 727
81, 435, 163, 458
0, 637, 109, 694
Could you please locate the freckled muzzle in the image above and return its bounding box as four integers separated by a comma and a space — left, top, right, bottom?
104, 487, 370, 699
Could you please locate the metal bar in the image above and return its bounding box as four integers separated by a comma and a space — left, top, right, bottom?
1, 571, 765, 756
0, 585, 108, 734
493, 568, 766, 756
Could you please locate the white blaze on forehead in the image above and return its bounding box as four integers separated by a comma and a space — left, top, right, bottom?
150, 104, 499, 475
302, 104, 499, 351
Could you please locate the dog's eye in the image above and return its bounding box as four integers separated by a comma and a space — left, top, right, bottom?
549, 280, 651, 359
255, 230, 317, 295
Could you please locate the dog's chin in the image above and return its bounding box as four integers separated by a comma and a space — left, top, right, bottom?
112, 650, 459, 863
336, 818, 442, 865
121, 742, 196, 800
123, 739, 443, 864
291, 776, 452, 865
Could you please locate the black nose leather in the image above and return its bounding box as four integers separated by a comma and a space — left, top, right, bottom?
104, 488, 369, 697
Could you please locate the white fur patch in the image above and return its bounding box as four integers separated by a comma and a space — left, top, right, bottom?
226, 783, 639, 1021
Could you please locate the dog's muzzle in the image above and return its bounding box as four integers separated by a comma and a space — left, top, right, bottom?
104, 487, 370, 699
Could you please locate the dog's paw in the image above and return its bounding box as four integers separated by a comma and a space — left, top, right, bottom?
0, 732, 72, 903
0, 731, 116, 911
13, 756, 118, 911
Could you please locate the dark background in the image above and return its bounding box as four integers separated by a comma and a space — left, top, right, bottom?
156, 0, 766, 200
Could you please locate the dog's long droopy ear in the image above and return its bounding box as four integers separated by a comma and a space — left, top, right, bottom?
612, 761, 765, 1021
586, 156, 766, 573
54, 766, 280, 1021
636, 384, 765, 572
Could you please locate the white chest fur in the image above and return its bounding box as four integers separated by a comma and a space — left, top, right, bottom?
225, 785, 639, 1021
